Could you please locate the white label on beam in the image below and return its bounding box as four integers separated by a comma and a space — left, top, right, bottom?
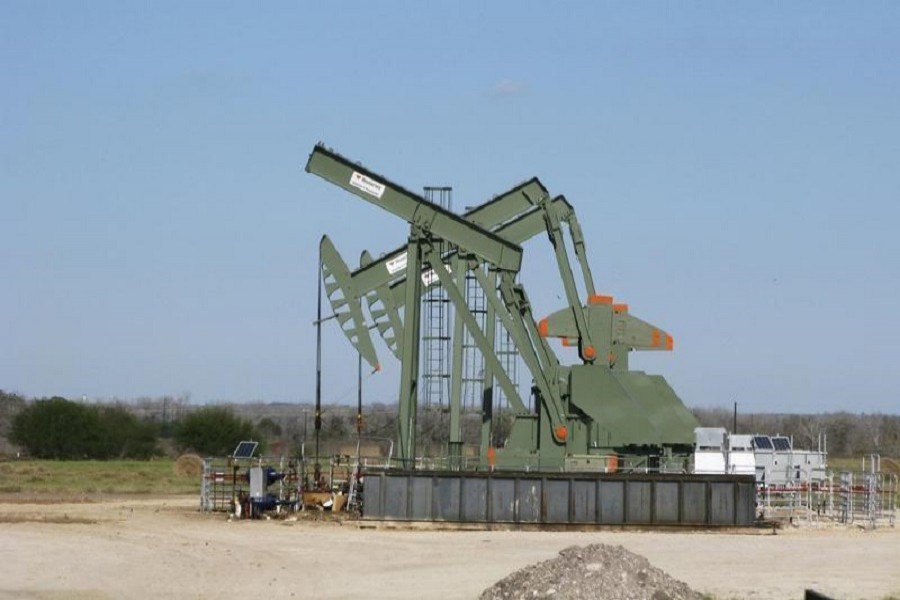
350, 171, 386, 199
385, 252, 408, 275
421, 263, 452, 287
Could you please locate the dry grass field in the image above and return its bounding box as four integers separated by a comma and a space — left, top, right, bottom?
1, 460, 898, 600
0, 459, 200, 496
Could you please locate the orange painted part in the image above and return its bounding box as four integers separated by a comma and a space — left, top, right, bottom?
561, 337, 576, 347
553, 425, 568, 442
606, 454, 619, 473
588, 294, 613, 305
613, 303, 629, 313
607, 352, 616, 365
651, 328, 661, 347
538, 318, 549, 337
487, 447, 496, 466
665, 334, 674, 350
583, 345, 597, 360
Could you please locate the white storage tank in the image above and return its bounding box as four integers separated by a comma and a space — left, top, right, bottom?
694, 427, 727, 474
727, 434, 756, 475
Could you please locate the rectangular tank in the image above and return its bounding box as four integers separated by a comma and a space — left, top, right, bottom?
361, 469, 756, 527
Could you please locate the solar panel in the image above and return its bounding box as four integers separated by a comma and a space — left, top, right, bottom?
232, 441, 258, 459
772, 437, 792, 451
753, 436, 773, 450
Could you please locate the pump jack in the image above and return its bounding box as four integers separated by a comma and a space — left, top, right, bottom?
306, 144, 698, 472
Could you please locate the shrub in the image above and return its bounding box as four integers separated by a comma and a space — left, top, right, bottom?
95, 405, 160, 459
10, 397, 159, 459
173, 406, 259, 456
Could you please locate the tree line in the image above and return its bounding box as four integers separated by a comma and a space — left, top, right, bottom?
693, 406, 900, 457
2, 390, 898, 459
1, 391, 259, 459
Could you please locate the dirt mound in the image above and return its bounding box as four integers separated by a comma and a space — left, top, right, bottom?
173, 454, 203, 478
480, 543, 704, 600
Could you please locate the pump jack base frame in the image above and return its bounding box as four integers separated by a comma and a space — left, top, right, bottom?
359, 468, 756, 527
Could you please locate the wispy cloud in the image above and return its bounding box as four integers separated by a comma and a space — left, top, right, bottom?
491, 79, 529, 98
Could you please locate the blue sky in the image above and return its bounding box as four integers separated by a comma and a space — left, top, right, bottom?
2, 2, 899, 413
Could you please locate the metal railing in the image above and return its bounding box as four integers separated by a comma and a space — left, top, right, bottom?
755, 455, 898, 528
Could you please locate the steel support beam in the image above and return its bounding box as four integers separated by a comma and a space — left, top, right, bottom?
481, 269, 496, 461
447, 253, 466, 468
397, 231, 423, 467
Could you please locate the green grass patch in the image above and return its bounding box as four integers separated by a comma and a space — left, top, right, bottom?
0, 459, 200, 496
827, 456, 874, 471
828, 455, 900, 477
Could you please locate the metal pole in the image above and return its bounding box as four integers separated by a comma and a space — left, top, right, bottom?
733, 401, 738, 434
357, 352, 363, 437
315, 241, 323, 465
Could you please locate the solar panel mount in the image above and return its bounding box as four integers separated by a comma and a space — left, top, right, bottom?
753, 435, 773, 450
772, 437, 792, 451
232, 440, 258, 459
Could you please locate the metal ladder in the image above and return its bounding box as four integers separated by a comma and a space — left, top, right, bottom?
461, 266, 487, 411
346, 462, 362, 512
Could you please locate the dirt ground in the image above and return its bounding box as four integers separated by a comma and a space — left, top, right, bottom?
1, 495, 898, 600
